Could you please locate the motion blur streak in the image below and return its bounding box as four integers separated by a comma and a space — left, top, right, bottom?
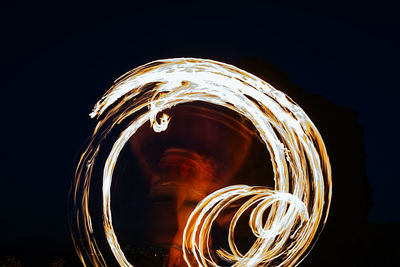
70, 58, 332, 266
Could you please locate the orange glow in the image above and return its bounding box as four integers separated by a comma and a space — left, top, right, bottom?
70, 58, 332, 266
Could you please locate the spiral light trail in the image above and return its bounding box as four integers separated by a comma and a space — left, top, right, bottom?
70, 58, 332, 267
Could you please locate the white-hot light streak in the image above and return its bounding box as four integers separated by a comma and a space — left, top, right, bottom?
70, 58, 332, 267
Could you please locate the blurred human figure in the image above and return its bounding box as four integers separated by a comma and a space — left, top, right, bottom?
129, 105, 253, 266
156, 148, 221, 267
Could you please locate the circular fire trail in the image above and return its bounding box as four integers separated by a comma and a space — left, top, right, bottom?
70, 58, 332, 266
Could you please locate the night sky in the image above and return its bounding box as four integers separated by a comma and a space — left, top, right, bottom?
1, 1, 399, 266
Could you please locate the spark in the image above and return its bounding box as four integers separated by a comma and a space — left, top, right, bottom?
70, 58, 332, 266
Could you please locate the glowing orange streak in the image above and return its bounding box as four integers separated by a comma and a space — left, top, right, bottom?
70, 58, 332, 267
183, 185, 309, 266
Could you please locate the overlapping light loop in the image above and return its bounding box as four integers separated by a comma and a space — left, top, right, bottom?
70, 58, 332, 267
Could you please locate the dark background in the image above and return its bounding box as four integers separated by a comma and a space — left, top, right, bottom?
1, 1, 399, 266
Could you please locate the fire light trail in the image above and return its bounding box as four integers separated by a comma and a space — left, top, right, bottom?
70, 58, 332, 267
